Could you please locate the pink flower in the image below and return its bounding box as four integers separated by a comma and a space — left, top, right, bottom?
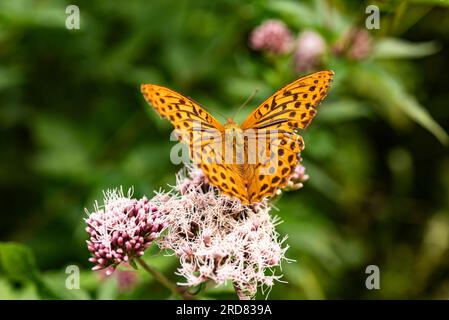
116, 269, 139, 292
332, 28, 372, 60
85, 161, 309, 298
284, 164, 309, 192
177, 165, 209, 195
158, 167, 290, 299
293, 30, 326, 73
249, 20, 294, 55
96, 263, 139, 291
347, 29, 372, 60
85, 188, 167, 275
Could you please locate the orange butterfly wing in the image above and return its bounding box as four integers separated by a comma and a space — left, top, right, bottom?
141, 84, 248, 201
241, 70, 334, 131
141, 70, 333, 204
141, 84, 223, 145
241, 70, 334, 203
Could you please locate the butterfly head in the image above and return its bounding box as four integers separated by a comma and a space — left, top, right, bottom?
226, 118, 238, 126
224, 118, 241, 132
224, 119, 245, 148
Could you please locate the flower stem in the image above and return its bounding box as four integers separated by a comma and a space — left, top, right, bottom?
135, 257, 186, 299
233, 283, 251, 300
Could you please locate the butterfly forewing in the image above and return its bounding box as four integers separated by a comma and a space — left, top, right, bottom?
240, 70, 333, 202
241, 70, 333, 131
141, 84, 249, 201
141, 84, 223, 156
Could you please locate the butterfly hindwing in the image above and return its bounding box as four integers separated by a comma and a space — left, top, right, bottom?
245, 132, 304, 203
200, 143, 248, 202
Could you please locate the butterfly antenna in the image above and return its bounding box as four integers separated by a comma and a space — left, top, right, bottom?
207, 107, 229, 122
188, 96, 228, 122
232, 88, 259, 120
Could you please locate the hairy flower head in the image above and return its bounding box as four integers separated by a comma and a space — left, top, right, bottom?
85, 187, 167, 275
293, 30, 326, 73
158, 167, 290, 299
249, 19, 294, 55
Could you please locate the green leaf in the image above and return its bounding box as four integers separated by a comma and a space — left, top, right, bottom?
128, 259, 138, 270
97, 276, 119, 300
42, 271, 91, 300
0, 278, 40, 299
0, 67, 22, 90
283, 264, 325, 299
351, 66, 449, 145
0, 0, 67, 28
0, 242, 40, 282
373, 38, 440, 59
206, 281, 235, 294
409, 0, 449, 7
0, 242, 58, 299
318, 99, 372, 122
30, 116, 92, 180
264, 1, 317, 28
395, 92, 449, 145
302, 160, 342, 201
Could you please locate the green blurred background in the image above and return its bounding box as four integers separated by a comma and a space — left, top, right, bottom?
1, 0, 449, 299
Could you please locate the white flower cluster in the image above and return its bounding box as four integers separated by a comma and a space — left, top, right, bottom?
86, 164, 308, 298
157, 167, 290, 299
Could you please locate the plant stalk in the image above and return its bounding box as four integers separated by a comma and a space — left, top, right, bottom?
135, 257, 187, 299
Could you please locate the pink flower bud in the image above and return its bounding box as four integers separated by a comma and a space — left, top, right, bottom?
293, 30, 326, 73
85, 188, 167, 273
249, 20, 293, 55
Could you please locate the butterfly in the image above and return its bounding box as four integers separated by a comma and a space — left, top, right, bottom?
141, 70, 333, 204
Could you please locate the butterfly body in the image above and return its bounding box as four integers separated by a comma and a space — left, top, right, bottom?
223, 121, 245, 155
141, 70, 334, 204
